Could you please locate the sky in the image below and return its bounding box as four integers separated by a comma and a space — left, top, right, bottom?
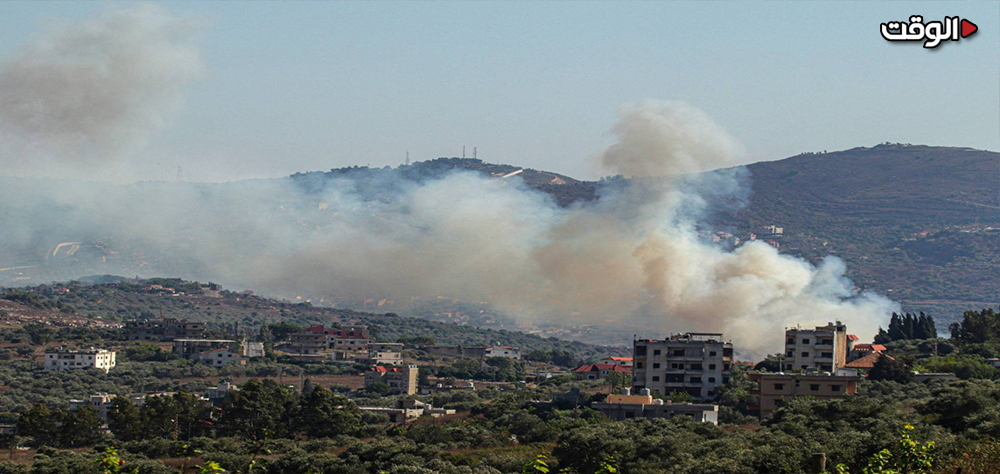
0, 1, 997, 182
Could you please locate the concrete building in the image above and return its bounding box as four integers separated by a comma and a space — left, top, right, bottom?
243, 341, 265, 358
68, 392, 117, 420
484, 345, 521, 360
286, 332, 326, 355
304, 325, 371, 351
44, 348, 116, 373
591, 388, 719, 424
358, 399, 456, 423
748, 372, 861, 419
125, 318, 204, 341
633, 333, 733, 400
783, 322, 852, 372
599, 356, 633, 367
353, 342, 404, 365
173, 339, 237, 358
573, 363, 632, 381
193, 348, 247, 367
364, 365, 419, 395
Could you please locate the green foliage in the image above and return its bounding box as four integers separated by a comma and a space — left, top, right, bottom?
867, 355, 913, 383
859, 425, 934, 474
915, 355, 996, 380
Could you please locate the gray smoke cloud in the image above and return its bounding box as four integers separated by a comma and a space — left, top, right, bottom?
0, 4, 204, 177
0, 8, 896, 358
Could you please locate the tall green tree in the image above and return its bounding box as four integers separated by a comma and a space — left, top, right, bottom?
292, 386, 360, 438
219, 379, 297, 440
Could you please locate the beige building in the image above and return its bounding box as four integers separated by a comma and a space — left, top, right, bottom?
783, 322, 852, 372
633, 333, 733, 400
286, 332, 326, 355
353, 342, 404, 365
68, 393, 117, 420
193, 348, 247, 367
365, 365, 419, 395
44, 348, 116, 373
748, 372, 860, 419
591, 388, 719, 424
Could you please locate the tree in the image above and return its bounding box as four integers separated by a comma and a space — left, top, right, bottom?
107, 399, 143, 442
605, 371, 631, 394
868, 355, 913, 383
59, 405, 101, 447
292, 386, 361, 438
219, 379, 297, 440
16, 404, 61, 447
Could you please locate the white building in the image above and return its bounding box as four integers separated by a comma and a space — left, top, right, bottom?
193, 348, 247, 367
485, 345, 521, 360
44, 348, 116, 373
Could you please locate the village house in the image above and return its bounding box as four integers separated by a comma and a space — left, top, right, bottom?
193, 348, 247, 367
68, 392, 117, 420
304, 325, 371, 352
358, 399, 456, 423
573, 363, 632, 381
364, 365, 419, 395
44, 348, 116, 373
599, 356, 633, 367
352, 342, 404, 365
591, 388, 719, 424
748, 372, 861, 419
848, 343, 887, 361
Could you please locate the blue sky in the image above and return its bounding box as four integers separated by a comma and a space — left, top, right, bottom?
1, 1, 997, 181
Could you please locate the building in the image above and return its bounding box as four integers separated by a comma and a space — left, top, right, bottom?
193, 348, 247, 367
364, 365, 419, 395
173, 339, 237, 358
286, 332, 326, 355
591, 388, 719, 424
243, 341, 265, 358
633, 333, 733, 400
206, 381, 239, 402
848, 343, 887, 361
573, 363, 632, 381
125, 318, 205, 341
68, 392, 117, 420
353, 342, 404, 365
783, 322, 851, 372
304, 325, 371, 351
358, 399, 456, 424
748, 372, 860, 419
599, 356, 633, 367
44, 348, 116, 373
484, 345, 521, 360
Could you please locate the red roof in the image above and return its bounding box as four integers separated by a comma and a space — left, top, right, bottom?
371, 366, 402, 372
574, 364, 631, 373
845, 352, 894, 369
847, 334, 860, 341
602, 356, 633, 362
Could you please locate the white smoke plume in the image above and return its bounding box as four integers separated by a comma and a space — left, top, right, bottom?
0, 4, 204, 177
0, 7, 895, 358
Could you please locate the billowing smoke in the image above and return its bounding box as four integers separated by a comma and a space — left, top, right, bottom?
0, 4, 204, 177
600, 100, 746, 177
0, 9, 895, 358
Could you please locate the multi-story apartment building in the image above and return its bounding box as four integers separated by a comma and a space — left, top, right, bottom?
364, 365, 419, 395
125, 318, 205, 341
633, 333, 732, 400
173, 339, 237, 358
304, 325, 371, 352
748, 372, 860, 418
783, 322, 852, 372
44, 348, 117, 373
286, 332, 326, 355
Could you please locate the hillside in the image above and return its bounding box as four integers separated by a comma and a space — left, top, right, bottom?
0, 278, 621, 359
711, 144, 999, 324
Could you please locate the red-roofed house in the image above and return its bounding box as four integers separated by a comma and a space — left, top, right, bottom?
599, 356, 633, 367
844, 351, 894, 370
574, 364, 632, 381
848, 343, 887, 361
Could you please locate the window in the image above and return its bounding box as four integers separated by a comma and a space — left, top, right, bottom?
653, 349, 661, 356
636, 362, 643, 369
831, 385, 842, 392
635, 346, 647, 356
821, 352, 833, 358
709, 351, 717, 357
707, 390, 715, 397
690, 364, 703, 370
671, 363, 681, 369
653, 363, 661, 369
709, 364, 716, 370
810, 384, 820, 391
801, 352, 810, 357
802, 339, 811, 344
774, 383, 785, 390
708, 377, 716, 383
786, 338, 795, 345
625, 411, 635, 419
689, 376, 701, 383
786, 351, 794, 357
723, 364, 730, 370
722, 376, 730, 384
672, 350, 685, 356
652, 376, 660, 382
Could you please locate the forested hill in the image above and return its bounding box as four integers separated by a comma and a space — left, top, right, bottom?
712, 144, 999, 324
0, 278, 620, 360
